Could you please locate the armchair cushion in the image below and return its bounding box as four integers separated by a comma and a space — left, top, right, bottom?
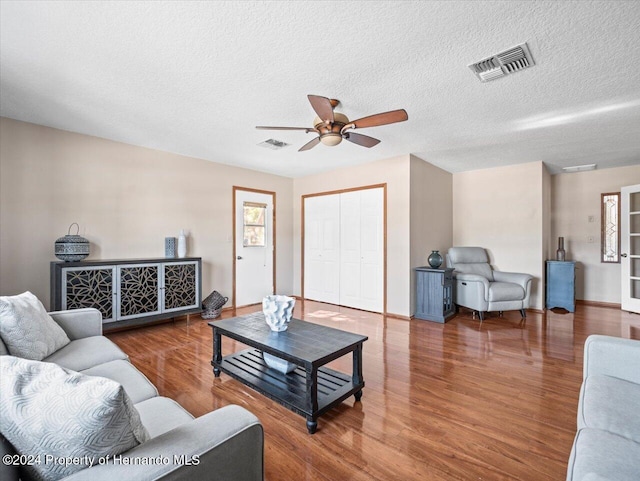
453, 262, 494, 281
0, 291, 70, 360
488, 282, 525, 302
447, 247, 494, 281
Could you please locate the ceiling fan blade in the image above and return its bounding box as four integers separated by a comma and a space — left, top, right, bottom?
347, 109, 408, 130
307, 95, 334, 123
298, 137, 321, 152
256, 126, 315, 132
344, 132, 381, 148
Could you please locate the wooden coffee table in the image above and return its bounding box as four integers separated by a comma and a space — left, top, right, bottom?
209, 312, 368, 433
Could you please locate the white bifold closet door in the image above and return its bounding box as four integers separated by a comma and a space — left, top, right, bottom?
304, 194, 340, 305
304, 187, 383, 313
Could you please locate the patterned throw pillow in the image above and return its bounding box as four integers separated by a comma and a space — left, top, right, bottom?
0, 291, 70, 360
0, 356, 150, 481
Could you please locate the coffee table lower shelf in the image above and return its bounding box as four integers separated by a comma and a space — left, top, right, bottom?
213, 348, 363, 433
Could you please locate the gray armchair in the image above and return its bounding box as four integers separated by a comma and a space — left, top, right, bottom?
447, 247, 532, 322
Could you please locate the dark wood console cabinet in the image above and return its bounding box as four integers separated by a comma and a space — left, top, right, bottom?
51, 258, 201, 330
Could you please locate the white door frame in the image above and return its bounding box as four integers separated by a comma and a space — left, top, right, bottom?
233, 186, 276, 308
301, 183, 387, 314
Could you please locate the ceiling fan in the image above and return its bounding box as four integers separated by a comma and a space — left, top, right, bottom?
256, 95, 408, 152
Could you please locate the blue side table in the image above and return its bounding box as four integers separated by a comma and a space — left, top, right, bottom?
415, 267, 455, 323
546, 261, 576, 312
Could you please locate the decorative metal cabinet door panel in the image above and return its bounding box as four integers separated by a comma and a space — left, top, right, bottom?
62, 266, 117, 322
116, 264, 162, 320
162, 261, 200, 312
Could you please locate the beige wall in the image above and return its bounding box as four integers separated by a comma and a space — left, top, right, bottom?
409, 155, 453, 314
453, 161, 547, 310
4, 117, 637, 315
0, 118, 294, 310
551, 165, 640, 304
292, 155, 412, 317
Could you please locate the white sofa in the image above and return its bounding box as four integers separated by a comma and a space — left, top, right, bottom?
0, 308, 263, 481
566, 335, 640, 481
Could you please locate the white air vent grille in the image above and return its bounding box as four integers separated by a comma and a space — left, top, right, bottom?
469, 42, 535, 82
258, 139, 289, 150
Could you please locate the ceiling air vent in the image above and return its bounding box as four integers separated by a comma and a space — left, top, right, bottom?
469, 42, 535, 82
258, 139, 289, 150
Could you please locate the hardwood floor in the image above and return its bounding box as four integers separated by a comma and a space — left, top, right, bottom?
107, 301, 640, 481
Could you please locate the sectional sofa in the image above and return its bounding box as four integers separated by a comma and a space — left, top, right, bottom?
0, 307, 263, 481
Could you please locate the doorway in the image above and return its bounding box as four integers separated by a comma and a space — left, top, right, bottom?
233, 187, 275, 307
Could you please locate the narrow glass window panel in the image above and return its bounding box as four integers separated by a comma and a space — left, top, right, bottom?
601, 192, 620, 263
243, 202, 266, 247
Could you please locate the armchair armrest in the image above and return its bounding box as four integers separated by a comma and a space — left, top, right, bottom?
64, 405, 263, 481
49, 308, 103, 340
454, 273, 490, 290
583, 335, 640, 384
492, 271, 532, 288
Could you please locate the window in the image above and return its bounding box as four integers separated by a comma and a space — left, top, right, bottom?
601, 192, 620, 263
243, 202, 266, 247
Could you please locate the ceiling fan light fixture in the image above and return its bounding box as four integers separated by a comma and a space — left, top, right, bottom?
256, 95, 406, 151
319, 133, 343, 146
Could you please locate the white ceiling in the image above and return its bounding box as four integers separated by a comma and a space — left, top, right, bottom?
1, 1, 639, 178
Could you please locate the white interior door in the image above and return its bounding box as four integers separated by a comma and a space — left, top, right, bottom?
339, 191, 361, 308
235, 190, 274, 307
340, 189, 383, 312
357, 188, 384, 312
621, 183, 640, 313
304, 194, 340, 304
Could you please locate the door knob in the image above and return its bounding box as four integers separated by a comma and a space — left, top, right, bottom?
621, 253, 628, 258
237, 256, 243, 260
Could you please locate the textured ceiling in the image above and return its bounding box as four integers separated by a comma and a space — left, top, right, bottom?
1, 0, 639, 178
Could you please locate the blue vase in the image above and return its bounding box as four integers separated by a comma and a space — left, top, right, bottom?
428, 250, 443, 268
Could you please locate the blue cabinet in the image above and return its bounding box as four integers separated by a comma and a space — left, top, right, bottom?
546, 261, 576, 312
415, 267, 455, 323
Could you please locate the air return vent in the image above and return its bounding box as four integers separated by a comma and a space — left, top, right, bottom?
258, 139, 289, 150
469, 43, 535, 82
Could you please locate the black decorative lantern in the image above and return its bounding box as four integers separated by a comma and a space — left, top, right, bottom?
54, 223, 90, 261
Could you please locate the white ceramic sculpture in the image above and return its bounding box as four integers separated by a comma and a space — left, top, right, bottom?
262, 352, 297, 374
262, 295, 295, 332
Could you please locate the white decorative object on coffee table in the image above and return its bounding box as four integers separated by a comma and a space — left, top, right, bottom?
262, 295, 295, 332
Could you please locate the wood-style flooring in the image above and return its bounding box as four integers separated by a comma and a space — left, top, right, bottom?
106, 301, 640, 481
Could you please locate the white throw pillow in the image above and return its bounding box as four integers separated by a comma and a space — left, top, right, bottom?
0, 291, 70, 360
0, 356, 150, 481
